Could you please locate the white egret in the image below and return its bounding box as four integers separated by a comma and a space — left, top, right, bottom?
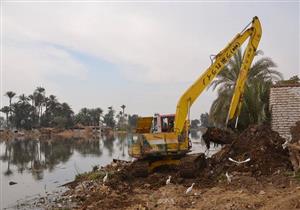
225, 172, 232, 183
103, 172, 108, 183
166, 176, 171, 185
185, 183, 195, 194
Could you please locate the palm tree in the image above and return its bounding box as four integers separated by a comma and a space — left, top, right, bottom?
45, 95, 58, 114
28, 94, 35, 106
5, 91, 16, 108
209, 49, 283, 129
34, 86, 45, 126
0, 106, 10, 127
121, 105, 126, 115
18, 94, 29, 104
5, 91, 16, 127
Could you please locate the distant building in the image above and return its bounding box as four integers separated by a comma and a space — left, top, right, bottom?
270, 83, 300, 140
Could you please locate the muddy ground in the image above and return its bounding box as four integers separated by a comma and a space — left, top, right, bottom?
50, 125, 300, 210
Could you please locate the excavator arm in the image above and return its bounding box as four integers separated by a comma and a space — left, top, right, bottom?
174, 17, 262, 134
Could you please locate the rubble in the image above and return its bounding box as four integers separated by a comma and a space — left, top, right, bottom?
46, 125, 300, 209
290, 121, 300, 143
288, 121, 300, 171
209, 124, 292, 176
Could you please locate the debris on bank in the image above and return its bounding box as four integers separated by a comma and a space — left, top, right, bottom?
209, 124, 292, 176
53, 125, 300, 210
202, 127, 235, 149
288, 121, 300, 171
0, 127, 102, 141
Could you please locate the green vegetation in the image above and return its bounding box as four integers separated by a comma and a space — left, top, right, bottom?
1, 87, 74, 129
104, 106, 116, 128
209, 49, 283, 130
190, 119, 200, 129
200, 112, 212, 127
75, 107, 103, 126
276, 75, 300, 85
0, 87, 138, 130
75, 170, 106, 181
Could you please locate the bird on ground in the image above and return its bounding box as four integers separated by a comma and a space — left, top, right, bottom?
185, 183, 195, 194
103, 172, 108, 183
225, 172, 232, 183
228, 157, 250, 165
166, 176, 171, 185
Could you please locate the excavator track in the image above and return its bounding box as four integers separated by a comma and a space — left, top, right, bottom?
179, 153, 206, 178
131, 160, 149, 177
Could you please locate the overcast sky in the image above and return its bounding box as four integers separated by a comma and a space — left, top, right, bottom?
1, 1, 299, 119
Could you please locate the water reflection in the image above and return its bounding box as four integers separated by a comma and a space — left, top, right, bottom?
190, 129, 201, 139
0, 131, 216, 181
0, 135, 124, 180
1, 133, 135, 208
1, 131, 220, 208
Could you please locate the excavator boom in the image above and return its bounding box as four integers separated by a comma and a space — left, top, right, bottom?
174, 17, 262, 133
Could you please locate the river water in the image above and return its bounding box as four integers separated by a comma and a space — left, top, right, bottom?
0, 131, 216, 209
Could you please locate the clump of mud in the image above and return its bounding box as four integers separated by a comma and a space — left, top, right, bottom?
291, 121, 300, 143
202, 127, 235, 149
288, 121, 300, 172
209, 125, 292, 176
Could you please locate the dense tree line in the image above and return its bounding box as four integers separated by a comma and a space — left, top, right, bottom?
1, 87, 74, 129
208, 49, 295, 130
0, 88, 137, 130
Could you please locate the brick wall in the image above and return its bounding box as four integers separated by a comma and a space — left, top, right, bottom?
270, 85, 300, 140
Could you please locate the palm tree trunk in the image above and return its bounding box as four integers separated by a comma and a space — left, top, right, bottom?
9, 99, 12, 128
6, 113, 8, 127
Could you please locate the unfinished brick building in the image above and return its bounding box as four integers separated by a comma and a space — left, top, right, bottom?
269, 83, 300, 140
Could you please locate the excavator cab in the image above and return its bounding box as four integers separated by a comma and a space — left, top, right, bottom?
129, 114, 191, 158
128, 114, 192, 175
152, 114, 175, 133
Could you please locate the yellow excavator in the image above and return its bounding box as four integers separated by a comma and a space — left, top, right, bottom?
128, 17, 262, 177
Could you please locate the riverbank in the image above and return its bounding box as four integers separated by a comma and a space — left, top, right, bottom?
47, 159, 300, 210
0, 127, 115, 141
6, 124, 300, 209
42, 125, 300, 210
0, 132, 131, 209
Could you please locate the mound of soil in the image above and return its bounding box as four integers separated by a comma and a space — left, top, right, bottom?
288, 121, 300, 172
55, 125, 298, 210
202, 127, 235, 149
291, 121, 300, 143
209, 125, 292, 176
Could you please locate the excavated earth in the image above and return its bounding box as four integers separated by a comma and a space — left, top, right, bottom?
51, 125, 300, 210
288, 121, 300, 172
291, 121, 300, 143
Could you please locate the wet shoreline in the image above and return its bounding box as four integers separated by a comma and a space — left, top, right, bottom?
0, 132, 132, 209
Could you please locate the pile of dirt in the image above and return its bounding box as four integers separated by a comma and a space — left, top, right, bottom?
291, 121, 300, 143
288, 121, 300, 172
202, 127, 235, 149
53, 124, 299, 210
209, 124, 292, 176
57, 155, 300, 210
